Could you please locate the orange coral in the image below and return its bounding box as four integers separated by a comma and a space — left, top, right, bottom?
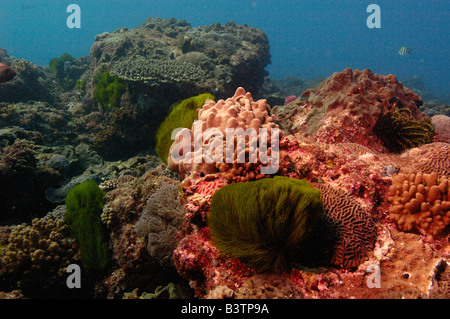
387, 171, 450, 237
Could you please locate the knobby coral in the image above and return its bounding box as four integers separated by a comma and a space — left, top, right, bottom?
168, 87, 281, 182
387, 171, 450, 237
208, 176, 325, 273
1, 211, 78, 296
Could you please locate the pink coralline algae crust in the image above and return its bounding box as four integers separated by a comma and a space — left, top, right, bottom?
273, 68, 427, 153
284, 95, 297, 105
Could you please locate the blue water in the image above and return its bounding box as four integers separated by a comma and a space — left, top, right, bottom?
1, 0, 448, 96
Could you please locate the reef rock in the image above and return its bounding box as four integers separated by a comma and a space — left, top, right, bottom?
87, 17, 270, 102
273, 68, 430, 153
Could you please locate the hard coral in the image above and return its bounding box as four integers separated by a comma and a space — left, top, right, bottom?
168, 87, 281, 182
412, 142, 450, 176
1, 211, 79, 296
316, 183, 377, 268
208, 177, 325, 273
387, 171, 450, 237
432, 115, 450, 143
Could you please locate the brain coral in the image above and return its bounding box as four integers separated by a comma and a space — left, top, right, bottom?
431, 115, 450, 143
316, 184, 377, 268
387, 171, 450, 237
168, 87, 281, 182
412, 143, 450, 176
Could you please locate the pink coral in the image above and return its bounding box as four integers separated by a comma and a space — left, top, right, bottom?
168, 87, 282, 183
284, 95, 297, 105
432, 115, 450, 143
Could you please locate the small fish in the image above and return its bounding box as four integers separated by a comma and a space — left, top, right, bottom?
0, 63, 16, 83
398, 46, 412, 56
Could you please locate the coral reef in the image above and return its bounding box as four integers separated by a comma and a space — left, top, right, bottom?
0, 139, 60, 224
0, 49, 54, 103
387, 171, 449, 237
88, 18, 270, 100
273, 68, 429, 153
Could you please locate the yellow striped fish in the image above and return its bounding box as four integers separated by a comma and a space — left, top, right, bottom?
398, 47, 412, 56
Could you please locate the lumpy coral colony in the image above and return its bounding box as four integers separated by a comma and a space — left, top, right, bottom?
167, 69, 449, 298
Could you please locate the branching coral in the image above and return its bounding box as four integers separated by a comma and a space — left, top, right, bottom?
387, 171, 450, 237
373, 107, 434, 153
208, 176, 325, 273
135, 184, 185, 268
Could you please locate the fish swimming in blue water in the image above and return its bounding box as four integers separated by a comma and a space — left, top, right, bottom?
398, 46, 412, 56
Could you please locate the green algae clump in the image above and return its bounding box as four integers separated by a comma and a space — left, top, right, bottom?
155, 93, 215, 163
48, 53, 75, 76
208, 176, 325, 273
93, 71, 126, 110
64, 180, 110, 271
